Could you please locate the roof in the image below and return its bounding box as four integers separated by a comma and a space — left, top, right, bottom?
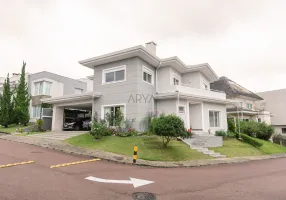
210, 76, 263, 100
78, 44, 219, 82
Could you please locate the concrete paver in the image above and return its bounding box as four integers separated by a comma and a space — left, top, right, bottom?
26, 131, 86, 140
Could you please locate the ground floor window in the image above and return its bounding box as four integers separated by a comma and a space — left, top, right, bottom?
209, 110, 220, 127
282, 128, 286, 134
103, 105, 125, 126
32, 105, 41, 118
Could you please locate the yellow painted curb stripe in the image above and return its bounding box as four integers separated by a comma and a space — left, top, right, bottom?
0, 161, 35, 169
50, 158, 101, 168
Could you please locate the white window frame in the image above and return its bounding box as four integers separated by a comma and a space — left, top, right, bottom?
173, 73, 181, 86
247, 103, 253, 109
178, 105, 186, 114
203, 82, 208, 90
101, 103, 127, 120
32, 105, 42, 118
102, 65, 126, 85
34, 81, 52, 96
142, 66, 154, 86
209, 110, 221, 128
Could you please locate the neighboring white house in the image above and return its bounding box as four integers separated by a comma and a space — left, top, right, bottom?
43, 42, 233, 133
0, 73, 31, 94
210, 76, 272, 124
256, 89, 286, 134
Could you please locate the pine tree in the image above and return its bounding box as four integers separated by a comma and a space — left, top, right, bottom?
14, 62, 31, 126
0, 74, 12, 128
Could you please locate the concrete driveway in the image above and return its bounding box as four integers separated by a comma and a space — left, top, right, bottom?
27, 131, 86, 141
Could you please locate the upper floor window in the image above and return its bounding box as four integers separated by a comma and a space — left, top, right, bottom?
34, 81, 51, 96
173, 78, 179, 85
246, 103, 253, 109
282, 128, 286, 134
239, 102, 243, 108
209, 110, 220, 127
74, 88, 83, 94
102, 65, 126, 85
142, 66, 154, 85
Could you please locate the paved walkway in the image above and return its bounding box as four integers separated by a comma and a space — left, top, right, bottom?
27, 131, 86, 141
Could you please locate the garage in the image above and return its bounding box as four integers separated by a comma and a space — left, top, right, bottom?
41, 92, 101, 131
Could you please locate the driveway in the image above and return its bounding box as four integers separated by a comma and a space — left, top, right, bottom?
27, 131, 86, 141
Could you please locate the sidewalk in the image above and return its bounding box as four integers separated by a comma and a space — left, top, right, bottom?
1, 134, 286, 168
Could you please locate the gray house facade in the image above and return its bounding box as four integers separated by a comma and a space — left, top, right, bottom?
44, 42, 232, 133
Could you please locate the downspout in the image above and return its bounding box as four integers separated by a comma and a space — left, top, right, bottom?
154, 61, 162, 112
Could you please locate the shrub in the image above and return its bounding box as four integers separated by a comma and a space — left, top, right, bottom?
240, 133, 263, 148
90, 120, 111, 139
117, 128, 138, 137
256, 123, 274, 140
215, 130, 227, 137
240, 120, 259, 137
121, 118, 135, 132
226, 131, 236, 138
36, 119, 44, 131
150, 114, 187, 147
227, 118, 236, 133
273, 134, 286, 146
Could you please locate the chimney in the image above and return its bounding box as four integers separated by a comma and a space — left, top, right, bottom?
145, 41, 157, 55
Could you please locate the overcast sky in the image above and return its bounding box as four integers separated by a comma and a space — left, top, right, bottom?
1, 0, 286, 92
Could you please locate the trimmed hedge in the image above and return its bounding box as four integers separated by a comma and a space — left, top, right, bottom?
240, 133, 263, 148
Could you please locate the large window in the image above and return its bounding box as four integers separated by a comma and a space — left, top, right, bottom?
32, 105, 41, 118
103, 105, 125, 126
209, 110, 220, 127
282, 128, 286, 134
178, 106, 185, 114
103, 66, 126, 84
142, 66, 154, 85
34, 81, 51, 96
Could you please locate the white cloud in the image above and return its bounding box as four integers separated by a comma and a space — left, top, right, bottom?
0, 0, 286, 92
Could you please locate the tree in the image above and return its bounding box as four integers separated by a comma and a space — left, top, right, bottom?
150, 114, 187, 147
14, 62, 31, 126
0, 74, 12, 127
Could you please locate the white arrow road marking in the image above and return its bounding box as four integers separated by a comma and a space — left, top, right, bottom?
85, 176, 154, 188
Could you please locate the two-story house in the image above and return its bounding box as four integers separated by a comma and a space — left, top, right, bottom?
210, 76, 272, 124
256, 89, 286, 134
43, 42, 232, 133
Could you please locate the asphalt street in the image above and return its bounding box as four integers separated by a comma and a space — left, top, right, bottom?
0, 139, 286, 200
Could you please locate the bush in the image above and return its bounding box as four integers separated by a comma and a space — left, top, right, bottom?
240, 133, 263, 148
256, 123, 274, 140
36, 119, 44, 131
227, 118, 236, 133
272, 134, 286, 146
90, 120, 111, 139
239, 121, 274, 141
150, 114, 187, 147
215, 130, 227, 137
226, 131, 236, 138
117, 128, 138, 137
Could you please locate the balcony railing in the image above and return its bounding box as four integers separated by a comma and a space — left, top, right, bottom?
159, 84, 226, 100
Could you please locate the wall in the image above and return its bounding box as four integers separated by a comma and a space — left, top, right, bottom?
157, 66, 171, 92
78, 78, 93, 91
156, 99, 177, 115
227, 96, 256, 110
203, 102, 228, 133
92, 57, 156, 131
189, 103, 203, 130
257, 89, 286, 126
273, 125, 286, 134
182, 71, 201, 88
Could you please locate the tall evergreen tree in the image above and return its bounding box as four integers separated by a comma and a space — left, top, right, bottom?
14, 62, 31, 126
0, 74, 12, 127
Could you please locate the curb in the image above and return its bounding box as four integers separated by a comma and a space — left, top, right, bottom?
1, 135, 286, 168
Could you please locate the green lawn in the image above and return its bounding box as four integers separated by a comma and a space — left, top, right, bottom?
0, 123, 33, 134
65, 134, 210, 161
210, 138, 286, 157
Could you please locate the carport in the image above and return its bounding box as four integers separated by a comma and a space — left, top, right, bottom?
42, 92, 101, 131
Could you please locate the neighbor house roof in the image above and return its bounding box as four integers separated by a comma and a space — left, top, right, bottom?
210, 76, 263, 100
78, 45, 219, 82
